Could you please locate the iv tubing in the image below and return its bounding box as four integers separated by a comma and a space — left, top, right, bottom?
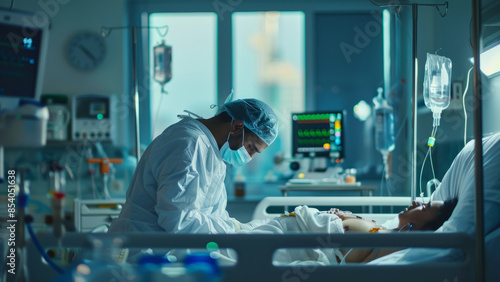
419, 126, 438, 198
462, 67, 473, 147
25, 221, 64, 274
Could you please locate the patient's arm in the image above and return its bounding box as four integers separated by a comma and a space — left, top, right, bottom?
340, 218, 401, 263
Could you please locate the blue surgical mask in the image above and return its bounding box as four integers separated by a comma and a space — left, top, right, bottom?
220, 123, 251, 167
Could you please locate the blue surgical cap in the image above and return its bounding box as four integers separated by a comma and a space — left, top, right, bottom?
222, 99, 279, 145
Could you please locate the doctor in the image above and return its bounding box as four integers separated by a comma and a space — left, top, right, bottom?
109, 98, 279, 234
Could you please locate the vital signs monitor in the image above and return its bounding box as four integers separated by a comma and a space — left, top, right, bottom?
291, 111, 346, 162
0, 8, 50, 110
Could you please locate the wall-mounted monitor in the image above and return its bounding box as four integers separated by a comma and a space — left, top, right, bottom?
291, 111, 346, 162
0, 8, 50, 109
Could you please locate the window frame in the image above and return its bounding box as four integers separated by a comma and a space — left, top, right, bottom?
128, 0, 376, 145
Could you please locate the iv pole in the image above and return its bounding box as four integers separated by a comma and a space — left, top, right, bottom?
471, 0, 485, 280
369, 1, 448, 202
101, 25, 168, 161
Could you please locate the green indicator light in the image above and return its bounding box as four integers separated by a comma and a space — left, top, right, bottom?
97, 114, 104, 120
206, 241, 219, 251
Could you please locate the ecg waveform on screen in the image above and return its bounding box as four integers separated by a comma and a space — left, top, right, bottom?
292, 112, 344, 159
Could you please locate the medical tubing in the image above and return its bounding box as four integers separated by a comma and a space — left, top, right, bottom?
379, 165, 385, 196
429, 144, 436, 181
340, 248, 353, 264
152, 90, 164, 134
387, 177, 394, 213
25, 218, 64, 274
419, 126, 438, 198
90, 169, 97, 199
430, 126, 437, 180
419, 147, 431, 199
463, 67, 473, 147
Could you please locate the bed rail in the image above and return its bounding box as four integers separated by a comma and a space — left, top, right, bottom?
27, 232, 474, 282
252, 196, 427, 223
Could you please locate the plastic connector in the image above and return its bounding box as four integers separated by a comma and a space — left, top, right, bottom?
428, 137, 436, 147
87, 158, 123, 174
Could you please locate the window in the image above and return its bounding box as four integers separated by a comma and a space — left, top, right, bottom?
146, 11, 305, 182
149, 13, 217, 138
232, 11, 305, 181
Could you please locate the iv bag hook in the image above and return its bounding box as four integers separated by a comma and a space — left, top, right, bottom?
369, 1, 449, 18
100, 25, 169, 39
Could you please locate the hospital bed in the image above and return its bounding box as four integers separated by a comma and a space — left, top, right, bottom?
26, 196, 477, 282
25, 130, 500, 281
252, 196, 416, 223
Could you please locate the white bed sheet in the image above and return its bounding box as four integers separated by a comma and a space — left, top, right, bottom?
218, 205, 345, 266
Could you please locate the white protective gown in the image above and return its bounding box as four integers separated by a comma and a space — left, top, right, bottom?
109, 117, 238, 234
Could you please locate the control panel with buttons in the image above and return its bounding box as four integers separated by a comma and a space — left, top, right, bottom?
72, 94, 116, 142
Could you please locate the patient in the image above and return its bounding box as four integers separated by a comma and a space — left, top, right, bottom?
332, 197, 458, 263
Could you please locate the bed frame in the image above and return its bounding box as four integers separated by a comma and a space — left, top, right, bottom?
27, 232, 474, 282
252, 196, 423, 223
26, 196, 474, 282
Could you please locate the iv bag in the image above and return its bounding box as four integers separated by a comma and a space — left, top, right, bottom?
153, 40, 172, 92
423, 53, 452, 113
373, 88, 395, 154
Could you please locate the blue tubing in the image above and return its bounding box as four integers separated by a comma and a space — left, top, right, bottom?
25, 222, 65, 274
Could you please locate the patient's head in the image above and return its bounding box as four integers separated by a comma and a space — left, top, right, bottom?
397, 197, 458, 231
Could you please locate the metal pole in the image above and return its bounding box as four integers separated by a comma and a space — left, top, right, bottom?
132, 27, 141, 161
471, 0, 484, 281
411, 3, 418, 202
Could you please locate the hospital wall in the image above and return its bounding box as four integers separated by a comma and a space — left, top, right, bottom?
2, 0, 496, 147
0, 0, 131, 149
1, 0, 499, 206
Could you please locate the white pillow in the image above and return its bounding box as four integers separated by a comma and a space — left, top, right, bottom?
431, 133, 500, 235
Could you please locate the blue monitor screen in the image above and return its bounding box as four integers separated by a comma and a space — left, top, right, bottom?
291, 111, 345, 161
0, 23, 43, 98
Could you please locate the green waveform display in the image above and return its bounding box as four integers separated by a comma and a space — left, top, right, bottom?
295, 113, 332, 121
297, 128, 330, 138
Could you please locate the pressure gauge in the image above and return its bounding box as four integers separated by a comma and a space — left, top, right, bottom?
66, 32, 106, 71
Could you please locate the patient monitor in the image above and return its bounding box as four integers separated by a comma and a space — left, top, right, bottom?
0, 8, 50, 182
291, 111, 346, 173
0, 8, 50, 110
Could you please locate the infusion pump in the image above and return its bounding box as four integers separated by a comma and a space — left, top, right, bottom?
72, 94, 116, 142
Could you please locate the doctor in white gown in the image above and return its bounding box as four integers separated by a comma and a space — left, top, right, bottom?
109, 98, 279, 234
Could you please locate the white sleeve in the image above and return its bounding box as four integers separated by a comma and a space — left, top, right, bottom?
152, 137, 238, 234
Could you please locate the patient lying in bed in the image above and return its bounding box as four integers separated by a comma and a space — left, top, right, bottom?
331, 197, 458, 263
249, 197, 458, 264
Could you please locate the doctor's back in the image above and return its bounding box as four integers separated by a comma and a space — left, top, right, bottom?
108, 98, 279, 234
